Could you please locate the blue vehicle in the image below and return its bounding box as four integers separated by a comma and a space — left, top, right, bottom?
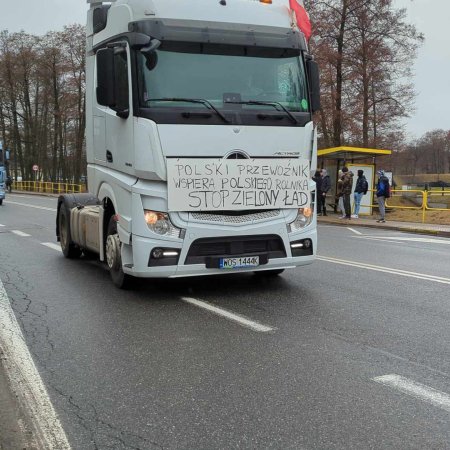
0, 166, 6, 205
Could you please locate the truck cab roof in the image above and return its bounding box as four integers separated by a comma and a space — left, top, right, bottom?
88, 0, 307, 50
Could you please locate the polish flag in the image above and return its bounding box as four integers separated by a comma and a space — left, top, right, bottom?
289, 0, 312, 41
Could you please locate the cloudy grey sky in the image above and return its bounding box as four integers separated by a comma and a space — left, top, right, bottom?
0, 0, 448, 139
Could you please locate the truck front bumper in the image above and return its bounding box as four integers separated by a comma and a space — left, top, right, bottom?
123, 221, 317, 279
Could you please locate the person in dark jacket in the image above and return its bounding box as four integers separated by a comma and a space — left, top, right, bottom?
352, 169, 368, 218
335, 169, 345, 217
376, 169, 390, 223
341, 166, 354, 219
312, 170, 323, 215
319, 169, 331, 216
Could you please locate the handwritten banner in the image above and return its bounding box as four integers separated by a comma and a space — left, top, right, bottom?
167, 158, 311, 212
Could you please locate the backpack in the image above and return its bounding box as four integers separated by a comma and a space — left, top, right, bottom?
381, 177, 391, 198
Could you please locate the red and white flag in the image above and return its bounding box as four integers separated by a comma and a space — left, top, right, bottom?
289, 0, 312, 41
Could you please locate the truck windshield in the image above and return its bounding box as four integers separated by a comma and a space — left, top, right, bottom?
137, 45, 310, 121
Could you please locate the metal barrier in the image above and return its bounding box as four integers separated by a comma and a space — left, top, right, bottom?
360, 188, 450, 223
12, 181, 86, 194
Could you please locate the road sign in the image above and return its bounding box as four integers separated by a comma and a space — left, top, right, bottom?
32, 165, 39, 171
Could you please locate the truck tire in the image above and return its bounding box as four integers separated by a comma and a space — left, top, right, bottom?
59, 205, 81, 258
106, 216, 133, 289
0, 199, 3, 205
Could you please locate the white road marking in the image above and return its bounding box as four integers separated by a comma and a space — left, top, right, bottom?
353, 236, 406, 245
6, 201, 56, 212
317, 255, 450, 285
0, 278, 71, 449
347, 227, 363, 235
42, 242, 62, 252
356, 235, 450, 245
0, 223, 5, 227
11, 230, 31, 237
181, 297, 275, 333
373, 374, 450, 413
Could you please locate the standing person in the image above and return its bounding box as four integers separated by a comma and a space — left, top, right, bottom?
335, 170, 345, 218
312, 169, 323, 215
320, 169, 331, 216
376, 170, 390, 223
352, 169, 368, 218
341, 166, 354, 219
6, 175, 12, 193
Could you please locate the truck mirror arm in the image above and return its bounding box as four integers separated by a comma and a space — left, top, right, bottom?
140, 39, 161, 56
116, 109, 129, 119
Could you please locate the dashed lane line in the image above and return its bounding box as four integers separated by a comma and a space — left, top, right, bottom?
41, 242, 62, 252
181, 297, 275, 333
317, 255, 450, 285
6, 201, 57, 212
0, 278, 71, 449
373, 374, 450, 413
11, 230, 31, 237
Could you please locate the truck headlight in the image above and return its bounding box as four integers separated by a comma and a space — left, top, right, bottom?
287, 207, 313, 232
144, 210, 183, 238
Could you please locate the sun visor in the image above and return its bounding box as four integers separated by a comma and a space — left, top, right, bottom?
129, 19, 306, 53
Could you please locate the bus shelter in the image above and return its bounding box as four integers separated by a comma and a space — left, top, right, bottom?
317, 146, 392, 215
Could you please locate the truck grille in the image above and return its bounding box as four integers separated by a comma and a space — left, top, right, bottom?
190, 209, 281, 224
185, 235, 286, 265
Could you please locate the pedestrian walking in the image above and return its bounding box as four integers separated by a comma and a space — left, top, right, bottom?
376, 170, 390, 223
341, 166, 354, 219
335, 170, 345, 217
352, 169, 368, 218
313, 170, 323, 215
319, 169, 331, 216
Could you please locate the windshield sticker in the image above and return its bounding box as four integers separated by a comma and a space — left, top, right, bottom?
301, 99, 309, 110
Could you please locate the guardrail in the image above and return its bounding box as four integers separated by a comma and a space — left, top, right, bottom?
12, 181, 86, 194
360, 188, 450, 223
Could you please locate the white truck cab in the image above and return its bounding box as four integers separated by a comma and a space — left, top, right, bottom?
56, 0, 320, 288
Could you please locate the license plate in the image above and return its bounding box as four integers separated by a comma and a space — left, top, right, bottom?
219, 256, 260, 269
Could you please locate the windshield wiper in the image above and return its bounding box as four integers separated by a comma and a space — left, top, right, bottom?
146, 97, 230, 124
224, 100, 298, 124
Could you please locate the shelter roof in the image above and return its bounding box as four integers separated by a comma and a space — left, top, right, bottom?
318, 146, 391, 161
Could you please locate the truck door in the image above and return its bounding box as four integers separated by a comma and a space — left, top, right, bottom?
104, 44, 134, 175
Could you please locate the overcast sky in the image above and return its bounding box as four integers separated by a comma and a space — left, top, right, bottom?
0, 0, 449, 140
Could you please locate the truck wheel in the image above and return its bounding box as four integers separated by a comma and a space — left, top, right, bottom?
59, 205, 81, 258
254, 269, 285, 277
0, 199, 3, 205
106, 216, 133, 289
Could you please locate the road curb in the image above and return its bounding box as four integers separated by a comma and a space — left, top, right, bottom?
318, 219, 450, 238
9, 190, 59, 198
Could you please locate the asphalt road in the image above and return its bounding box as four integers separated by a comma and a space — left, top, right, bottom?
1, 193, 449, 450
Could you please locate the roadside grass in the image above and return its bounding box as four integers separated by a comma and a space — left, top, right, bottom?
385, 208, 450, 225
383, 194, 450, 225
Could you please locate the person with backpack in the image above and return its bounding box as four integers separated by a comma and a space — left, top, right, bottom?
375, 169, 390, 223
352, 169, 368, 218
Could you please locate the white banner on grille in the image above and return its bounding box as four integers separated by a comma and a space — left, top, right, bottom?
167, 158, 311, 212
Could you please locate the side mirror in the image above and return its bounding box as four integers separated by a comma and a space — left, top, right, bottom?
96, 48, 115, 107
141, 39, 161, 71
93, 5, 110, 34
96, 46, 129, 118
306, 59, 321, 113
